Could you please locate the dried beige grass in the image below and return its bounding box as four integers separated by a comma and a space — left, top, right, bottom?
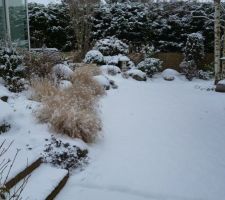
34, 65, 105, 143
30, 78, 58, 102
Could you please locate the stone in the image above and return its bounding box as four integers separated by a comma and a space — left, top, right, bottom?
215, 84, 225, 93
0, 96, 9, 102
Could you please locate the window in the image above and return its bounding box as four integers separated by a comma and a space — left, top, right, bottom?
0, 0, 29, 49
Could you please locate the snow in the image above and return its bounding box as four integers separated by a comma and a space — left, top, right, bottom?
1, 74, 225, 200
218, 79, 225, 85
15, 164, 68, 200
100, 65, 121, 75
93, 75, 110, 88
57, 75, 225, 200
126, 69, 147, 79
28, 0, 60, 5
52, 63, 74, 80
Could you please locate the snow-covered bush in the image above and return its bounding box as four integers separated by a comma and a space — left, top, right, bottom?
52, 63, 74, 80
180, 32, 204, 80
93, 37, 129, 56
137, 58, 162, 77
24, 51, 62, 79
35, 66, 105, 143
198, 70, 213, 80
0, 47, 26, 92
84, 50, 104, 64
180, 60, 197, 81
42, 136, 88, 171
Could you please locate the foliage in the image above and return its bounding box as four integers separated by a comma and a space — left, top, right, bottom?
23, 50, 62, 79
84, 50, 104, 64
180, 32, 204, 80
34, 66, 105, 143
42, 136, 88, 172
93, 37, 129, 56
137, 57, 162, 77
28, 3, 75, 51
0, 46, 26, 92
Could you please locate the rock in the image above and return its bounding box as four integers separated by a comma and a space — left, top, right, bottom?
0, 96, 9, 102
162, 69, 180, 81
125, 69, 147, 81
164, 76, 175, 81
215, 84, 225, 93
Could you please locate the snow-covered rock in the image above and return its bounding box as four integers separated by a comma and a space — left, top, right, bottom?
94, 75, 111, 90
125, 69, 147, 81
216, 79, 225, 93
104, 54, 130, 66
53, 64, 73, 80
84, 50, 104, 64
58, 80, 72, 90
100, 65, 121, 76
162, 68, 180, 81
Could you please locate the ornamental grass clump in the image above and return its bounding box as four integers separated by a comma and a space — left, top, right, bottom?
33, 66, 105, 143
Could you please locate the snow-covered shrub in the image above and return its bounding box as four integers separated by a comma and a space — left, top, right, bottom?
100, 65, 121, 76
180, 32, 204, 80
137, 58, 162, 77
180, 60, 197, 81
52, 63, 74, 80
184, 32, 204, 68
198, 70, 213, 80
42, 136, 88, 171
24, 51, 62, 79
93, 37, 129, 56
0, 47, 26, 92
36, 67, 105, 143
84, 50, 104, 64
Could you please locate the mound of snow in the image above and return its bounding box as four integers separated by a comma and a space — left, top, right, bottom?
58, 80, 72, 90
53, 64, 73, 80
104, 54, 130, 66
94, 75, 111, 90
218, 79, 225, 85
162, 68, 180, 81
126, 69, 147, 81
100, 65, 121, 75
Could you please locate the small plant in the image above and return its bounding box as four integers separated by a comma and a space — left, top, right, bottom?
198, 70, 213, 80
42, 136, 88, 172
137, 58, 162, 77
0, 121, 11, 134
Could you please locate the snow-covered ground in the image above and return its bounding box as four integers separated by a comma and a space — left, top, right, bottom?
1, 74, 225, 200
57, 75, 225, 200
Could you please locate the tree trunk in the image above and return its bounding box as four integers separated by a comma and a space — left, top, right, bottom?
214, 0, 221, 84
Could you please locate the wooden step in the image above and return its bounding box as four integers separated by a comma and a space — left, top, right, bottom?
5, 157, 42, 189
12, 164, 69, 200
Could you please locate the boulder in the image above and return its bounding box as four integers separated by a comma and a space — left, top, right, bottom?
0, 96, 9, 102
216, 80, 225, 93
125, 69, 147, 81
162, 69, 180, 81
